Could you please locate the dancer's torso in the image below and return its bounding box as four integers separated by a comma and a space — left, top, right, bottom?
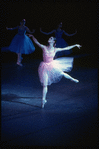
18, 26, 27, 35
55, 29, 63, 38
43, 47, 56, 63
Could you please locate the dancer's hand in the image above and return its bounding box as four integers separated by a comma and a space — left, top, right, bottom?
76, 44, 82, 49
6, 27, 8, 30
29, 34, 33, 37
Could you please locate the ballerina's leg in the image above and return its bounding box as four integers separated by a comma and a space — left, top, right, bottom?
42, 86, 48, 108
17, 53, 23, 66
62, 72, 79, 83
17, 47, 23, 66
42, 73, 48, 108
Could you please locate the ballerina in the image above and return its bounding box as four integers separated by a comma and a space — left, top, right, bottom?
40, 22, 77, 58
28, 34, 81, 108
6, 19, 35, 66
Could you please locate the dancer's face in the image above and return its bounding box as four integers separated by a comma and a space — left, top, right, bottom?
48, 37, 55, 44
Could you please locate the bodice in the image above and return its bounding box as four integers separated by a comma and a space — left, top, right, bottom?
18, 26, 27, 35
43, 48, 56, 63
55, 30, 63, 38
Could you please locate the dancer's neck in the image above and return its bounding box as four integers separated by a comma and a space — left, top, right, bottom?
57, 27, 61, 31
48, 43, 54, 48
20, 24, 25, 27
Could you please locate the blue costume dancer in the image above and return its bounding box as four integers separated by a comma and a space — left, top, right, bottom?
40, 22, 77, 58
6, 19, 35, 66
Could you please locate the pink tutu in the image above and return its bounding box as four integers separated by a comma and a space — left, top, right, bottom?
38, 57, 73, 86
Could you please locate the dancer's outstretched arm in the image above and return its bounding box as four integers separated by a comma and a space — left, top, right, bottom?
27, 34, 45, 49
56, 44, 82, 52
6, 26, 18, 30
40, 28, 55, 35
63, 29, 77, 36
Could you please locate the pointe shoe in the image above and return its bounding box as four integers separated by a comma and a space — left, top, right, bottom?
73, 79, 79, 83
41, 100, 47, 108
17, 62, 23, 66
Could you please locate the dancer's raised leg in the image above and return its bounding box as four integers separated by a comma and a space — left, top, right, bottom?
62, 72, 79, 83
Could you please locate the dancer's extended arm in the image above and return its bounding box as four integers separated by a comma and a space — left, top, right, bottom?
63, 30, 77, 36
27, 34, 45, 49
40, 28, 55, 35
6, 26, 18, 30
56, 44, 82, 52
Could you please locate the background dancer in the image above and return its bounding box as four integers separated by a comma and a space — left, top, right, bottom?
40, 22, 77, 58
6, 19, 35, 66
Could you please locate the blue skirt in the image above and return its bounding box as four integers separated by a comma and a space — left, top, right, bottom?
55, 38, 72, 57
8, 34, 35, 54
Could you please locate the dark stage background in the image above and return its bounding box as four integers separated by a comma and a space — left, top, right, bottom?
1, 1, 98, 147
1, 1, 98, 67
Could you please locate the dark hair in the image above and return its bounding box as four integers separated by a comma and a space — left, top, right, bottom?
53, 37, 56, 41
53, 37, 57, 47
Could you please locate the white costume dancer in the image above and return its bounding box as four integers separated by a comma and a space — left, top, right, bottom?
28, 34, 81, 108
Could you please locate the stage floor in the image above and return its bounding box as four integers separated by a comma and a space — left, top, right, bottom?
1, 57, 98, 147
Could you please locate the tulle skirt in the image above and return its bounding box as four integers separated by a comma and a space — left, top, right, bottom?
8, 34, 35, 54
55, 38, 72, 57
38, 57, 74, 86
